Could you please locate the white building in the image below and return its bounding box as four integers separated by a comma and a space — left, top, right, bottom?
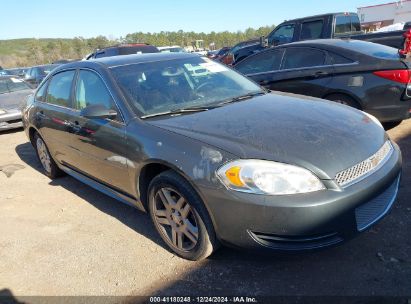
358, 0, 411, 31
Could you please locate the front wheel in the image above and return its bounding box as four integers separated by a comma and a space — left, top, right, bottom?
148, 170, 219, 260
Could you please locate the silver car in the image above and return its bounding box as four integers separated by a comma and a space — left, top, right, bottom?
0, 76, 33, 131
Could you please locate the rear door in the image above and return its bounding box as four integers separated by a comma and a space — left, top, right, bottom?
270, 47, 334, 97
236, 46, 334, 97
299, 19, 325, 40
34, 70, 79, 166
68, 69, 132, 194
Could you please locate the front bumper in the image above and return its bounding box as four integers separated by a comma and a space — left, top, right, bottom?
199, 142, 402, 251
0, 111, 23, 131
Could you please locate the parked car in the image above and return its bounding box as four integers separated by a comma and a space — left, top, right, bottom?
23, 53, 401, 260
0, 76, 33, 131
235, 39, 411, 125
206, 49, 219, 58
86, 43, 159, 59
208, 47, 231, 60
158, 46, 186, 53
220, 38, 259, 64
24, 64, 60, 88
227, 12, 409, 64
0, 70, 12, 76
5, 68, 28, 77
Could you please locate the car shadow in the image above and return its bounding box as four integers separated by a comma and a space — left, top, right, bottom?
14, 141, 168, 252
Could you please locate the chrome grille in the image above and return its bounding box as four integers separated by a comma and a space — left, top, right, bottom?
335, 141, 393, 187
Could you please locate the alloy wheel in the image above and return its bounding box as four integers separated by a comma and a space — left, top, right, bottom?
36, 137, 51, 174
152, 187, 199, 251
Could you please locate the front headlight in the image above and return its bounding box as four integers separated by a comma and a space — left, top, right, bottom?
217, 160, 325, 195
0, 109, 6, 115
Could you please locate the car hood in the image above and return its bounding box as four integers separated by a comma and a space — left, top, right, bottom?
148, 93, 387, 179
0, 89, 33, 111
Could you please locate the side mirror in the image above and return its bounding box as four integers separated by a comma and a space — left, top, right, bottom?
80, 104, 117, 120
223, 53, 235, 66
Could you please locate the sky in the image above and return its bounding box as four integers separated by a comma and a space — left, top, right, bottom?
0, 0, 395, 40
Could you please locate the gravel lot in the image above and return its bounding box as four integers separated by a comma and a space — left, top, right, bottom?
0, 120, 410, 301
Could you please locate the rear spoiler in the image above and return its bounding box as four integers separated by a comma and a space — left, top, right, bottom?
399, 29, 411, 58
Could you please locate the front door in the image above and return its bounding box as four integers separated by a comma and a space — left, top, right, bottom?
67, 69, 132, 195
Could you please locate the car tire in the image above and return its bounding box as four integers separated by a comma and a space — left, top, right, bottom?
34, 132, 63, 179
325, 94, 361, 109
148, 170, 219, 260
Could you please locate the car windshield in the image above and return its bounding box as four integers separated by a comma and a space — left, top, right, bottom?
110, 56, 263, 117
0, 77, 31, 94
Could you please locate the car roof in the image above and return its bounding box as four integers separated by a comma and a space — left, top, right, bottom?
0, 75, 19, 79
89, 52, 200, 67
280, 38, 397, 53
282, 39, 362, 47
31, 64, 59, 68
281, 12, 357, 23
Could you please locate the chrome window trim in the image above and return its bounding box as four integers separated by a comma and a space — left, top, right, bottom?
245, 61, 359, 77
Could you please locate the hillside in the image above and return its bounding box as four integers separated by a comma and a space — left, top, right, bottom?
0, 26, 274, 68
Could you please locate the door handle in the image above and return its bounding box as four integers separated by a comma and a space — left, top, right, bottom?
35, 111, 46, 120
68, 121, 81, 133
313, 71, 328, 78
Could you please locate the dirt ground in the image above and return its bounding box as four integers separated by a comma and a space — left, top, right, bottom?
0, 120, 410, 301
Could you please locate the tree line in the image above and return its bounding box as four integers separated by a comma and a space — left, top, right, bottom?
0, 25, 275, 68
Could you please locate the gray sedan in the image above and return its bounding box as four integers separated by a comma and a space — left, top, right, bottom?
0, 76, 33, 131
22, 53, 402, 260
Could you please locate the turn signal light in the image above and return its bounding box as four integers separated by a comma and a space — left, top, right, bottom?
225, 166, 244, 187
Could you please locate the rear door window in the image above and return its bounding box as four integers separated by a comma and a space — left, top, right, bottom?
46, 70, 76, 108
300, 20, 324, 40
327, 52, 354, 64
235, 49, 284, 75
335, 14, 361, 35
282, 48, 326, 70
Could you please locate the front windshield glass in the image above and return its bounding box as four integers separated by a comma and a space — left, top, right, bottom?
0, 77, 31, 94
110, 56, 263, 117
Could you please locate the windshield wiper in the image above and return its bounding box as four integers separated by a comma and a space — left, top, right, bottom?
140, 106, 215, 119
217, 91, 266, 106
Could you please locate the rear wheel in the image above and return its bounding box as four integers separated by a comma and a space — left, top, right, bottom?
148, 170, 218, 260
325, 94, 361, 109
34, 133, 63, 179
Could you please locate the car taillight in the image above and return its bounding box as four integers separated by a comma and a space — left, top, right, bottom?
373, 70, 410, 84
